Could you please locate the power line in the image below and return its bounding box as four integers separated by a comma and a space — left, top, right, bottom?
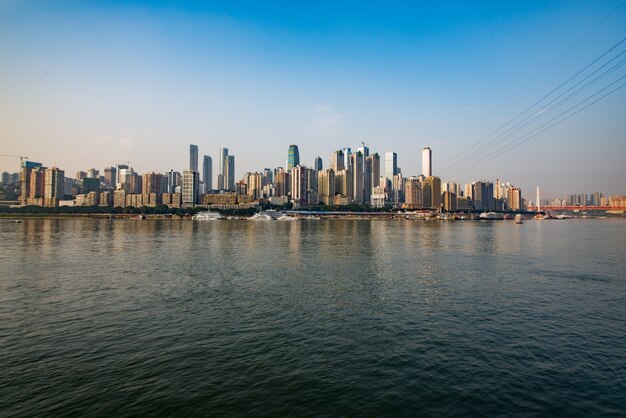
444, 75, 626, 178
439, 34, 626, 173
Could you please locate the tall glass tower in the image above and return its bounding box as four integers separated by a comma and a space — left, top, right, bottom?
189, 144, 198, 172
287, 145, 300, 171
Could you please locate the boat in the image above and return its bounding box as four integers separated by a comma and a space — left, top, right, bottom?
249, 212, 273, 221
192, 211, 224, 220
515, 214, 523, 224
479, 212, 504, 220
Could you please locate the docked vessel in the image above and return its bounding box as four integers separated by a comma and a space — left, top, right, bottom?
249, 212, 273, 221
192, 211, 224, 220
479, 212, 504, 220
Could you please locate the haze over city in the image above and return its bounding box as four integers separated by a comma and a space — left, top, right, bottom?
1, 0, 625, 196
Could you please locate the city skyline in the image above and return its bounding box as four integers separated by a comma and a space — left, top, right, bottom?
1, 1, 625, 196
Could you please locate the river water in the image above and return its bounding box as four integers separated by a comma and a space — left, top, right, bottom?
1, 218, 625, 416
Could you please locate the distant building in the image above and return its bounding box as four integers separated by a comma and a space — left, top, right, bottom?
422, 147, 432, 177
330, 150, 345, 172
104, 166, 116, 189
189, 144, 199, 172
203, 155, 212, 193
318, 169, 335, 205
404, 177, 422, 209
290, 165, 307, 207
473, 181, 495, 211
287, 145, 300, 171
275, 169, 291, 197
351, 151, 364, 204
313, 156, 323, 172
225, 155, 235, 191
19, 161, 43, 206
43, 167, 64, 207
384, 152, 397, 184
442, 191, 457, 212
182, 170, 200, 205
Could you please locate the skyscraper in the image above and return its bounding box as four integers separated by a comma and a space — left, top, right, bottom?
330, 150, 345, 172
225, 155, 235, 191
314, 156, 323, 172
342, 147, 352, 171
364, 153, 380, 204
202, 155, 212, 193
220, 147, 228, 179
182, 170, 199, 205
287, 145, 300, 171
189, 144, 199, 172
104, 166, 116, 189
422, 147, 432, 177
290, 165, 307, 207
43, 167, 64, 207
351, 152, 364, 204
385, 152, 397, 181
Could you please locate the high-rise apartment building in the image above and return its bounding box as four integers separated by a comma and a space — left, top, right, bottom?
43, 167, 64, 207
245, 172, 263, 201
318, 169, 335, 205
142, 172, 164, 194
351, 151, 364, 204
422, 147, 432, 177
19, 161, 43, 206
182, 170, 199, 205
202, 155, 212, 193
404, 177, 422, 209
290, 165, 307, 207
508, 187, 523, 211
473, 181, 495, 211
287, 145, 300, 171
275, 169, 291, 197
189, 144, 199, 172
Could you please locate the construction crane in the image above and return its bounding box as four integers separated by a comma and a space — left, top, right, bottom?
360, 141, 370, 148
0, 154, 28, 162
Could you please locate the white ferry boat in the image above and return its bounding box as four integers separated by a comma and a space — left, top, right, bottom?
479, 212, 504, 220
192, 211, 224, 220
249, 212, 273, 221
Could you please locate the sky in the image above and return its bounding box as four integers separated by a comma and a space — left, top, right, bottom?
0, 0, 624, 197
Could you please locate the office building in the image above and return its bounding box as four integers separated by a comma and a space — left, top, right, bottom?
203, 155, 212, 193
385, 152, 397, 182
225, 155, 235, 191
189, 144, 199, 172
422, 147, 432, 177
288, 145, 300, 171
330, 150, 345, 172
219, 147, 229, 189
104, 166, 116, 189
314, 156, 323, 172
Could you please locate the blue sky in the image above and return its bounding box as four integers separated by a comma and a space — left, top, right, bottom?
1, 0, 624, 196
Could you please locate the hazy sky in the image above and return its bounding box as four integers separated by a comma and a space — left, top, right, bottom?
1, 1, 624, 196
